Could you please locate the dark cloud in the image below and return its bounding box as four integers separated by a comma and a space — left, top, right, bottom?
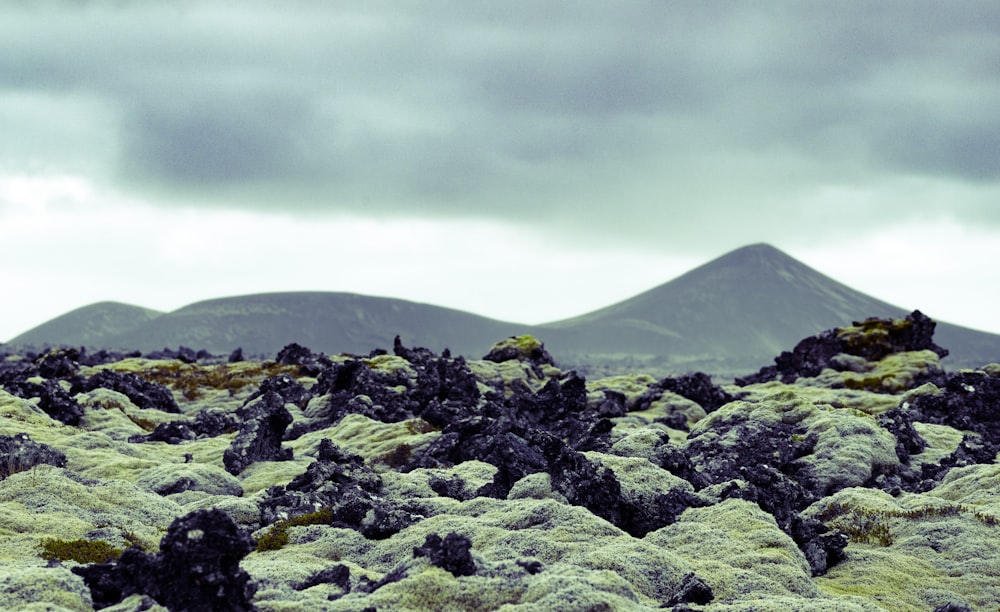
2, 1, 999, 242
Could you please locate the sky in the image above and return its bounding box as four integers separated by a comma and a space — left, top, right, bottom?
2, 1, 1000, 342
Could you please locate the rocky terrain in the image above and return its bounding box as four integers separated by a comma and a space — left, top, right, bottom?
0, 311, 998, 611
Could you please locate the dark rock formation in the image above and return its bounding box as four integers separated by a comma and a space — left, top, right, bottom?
737, 310, 948, 385
412, 532, 477, 577
223, 391, 293, 475
665, 572, 714, 606
306, 339, 481, 430
274, 342, 332, 377
76, 370, 180, 413
0, 433, 67, 478
674, 411, 848, 575
143, 346, 211, 363
654, 372, 735, 413
482, 335, 556, 366
73, 509, 256, 611
2, 379, 84, 426
294, 564, 351, 592
246, 374, 309, 409
258, 439, 416, 539
35, 348, 81, 378
131, 409, 239, 445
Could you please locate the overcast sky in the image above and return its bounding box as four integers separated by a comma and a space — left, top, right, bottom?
2, 1, 1000, 342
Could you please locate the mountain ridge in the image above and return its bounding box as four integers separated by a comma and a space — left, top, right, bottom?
7, 244, 1000, 374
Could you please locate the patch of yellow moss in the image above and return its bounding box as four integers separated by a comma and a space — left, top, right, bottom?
90, 359, 300, 402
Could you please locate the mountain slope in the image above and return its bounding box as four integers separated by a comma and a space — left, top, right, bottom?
7, 244, 999, 373
536, 243, 1000, 372
536, 244, 907, 363
8, 301, 163, 347
102, 292, 531, 357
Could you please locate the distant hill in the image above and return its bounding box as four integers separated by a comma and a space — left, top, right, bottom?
87, 292, 530, 358
9, 301, 163, 348
7, 244, 1000, 374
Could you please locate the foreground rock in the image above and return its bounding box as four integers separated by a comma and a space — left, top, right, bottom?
0, 325, 997, 611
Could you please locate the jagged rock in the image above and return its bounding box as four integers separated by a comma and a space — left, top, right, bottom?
35, 347, 82, 378
0, 432, 67, 478
653, 372, 735, 413
294, 564, 351, 592
412, 532, 476, 577
131, 408, 239, 444
665, 572, 714, 606
246, 373, 309, 408
275, 342, 330, 376
275, 342, 313, 365
74, 509, 256, 611
76, 370, 180, 413
482, 335, 555, 366
2, 379, 84, 425
143, 346, 210, 363
258, 439, 416, 539
738, 310, 949, 385
223, 391, 294, 475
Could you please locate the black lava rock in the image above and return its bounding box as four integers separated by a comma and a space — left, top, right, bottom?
76, 370, 180, 413
131, 409, 239, 445
482, 335, 555, 366
144, 346, 210, 363
275, 342, 330, 376
3, 379, 84, 426
295, 564, 351, 592
665, 572, 714, 606
35, 347, 81, 378
655, 372, 735, 413
738, 310, 948, 385
0, 433, 67, 478
73, 509, 256, 611
223, 391, 294, 475
247, 374, 309, 409
258, 439, 416, 539
412, 532, 477, 577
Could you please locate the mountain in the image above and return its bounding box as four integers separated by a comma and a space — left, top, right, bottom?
85, 292, 530, 358
537, 243, 999, 373
9, 301, 163, 348
7, 244, 1000, 374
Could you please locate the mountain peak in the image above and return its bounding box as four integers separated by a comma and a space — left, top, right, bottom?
711, 243, 792, 266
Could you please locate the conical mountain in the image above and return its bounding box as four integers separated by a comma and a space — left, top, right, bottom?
8, 301, 163, 348
536, 243, 910, 369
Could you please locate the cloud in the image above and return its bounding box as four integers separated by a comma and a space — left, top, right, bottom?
2, 0, 999, 251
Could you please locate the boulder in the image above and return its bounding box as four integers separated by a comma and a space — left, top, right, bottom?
74, 509, 256, 611
223, 391, 294, 475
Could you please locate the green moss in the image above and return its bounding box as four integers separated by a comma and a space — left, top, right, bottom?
837, 316, 914, 359
40, 538, 123, 564
255, 508, 334, 552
